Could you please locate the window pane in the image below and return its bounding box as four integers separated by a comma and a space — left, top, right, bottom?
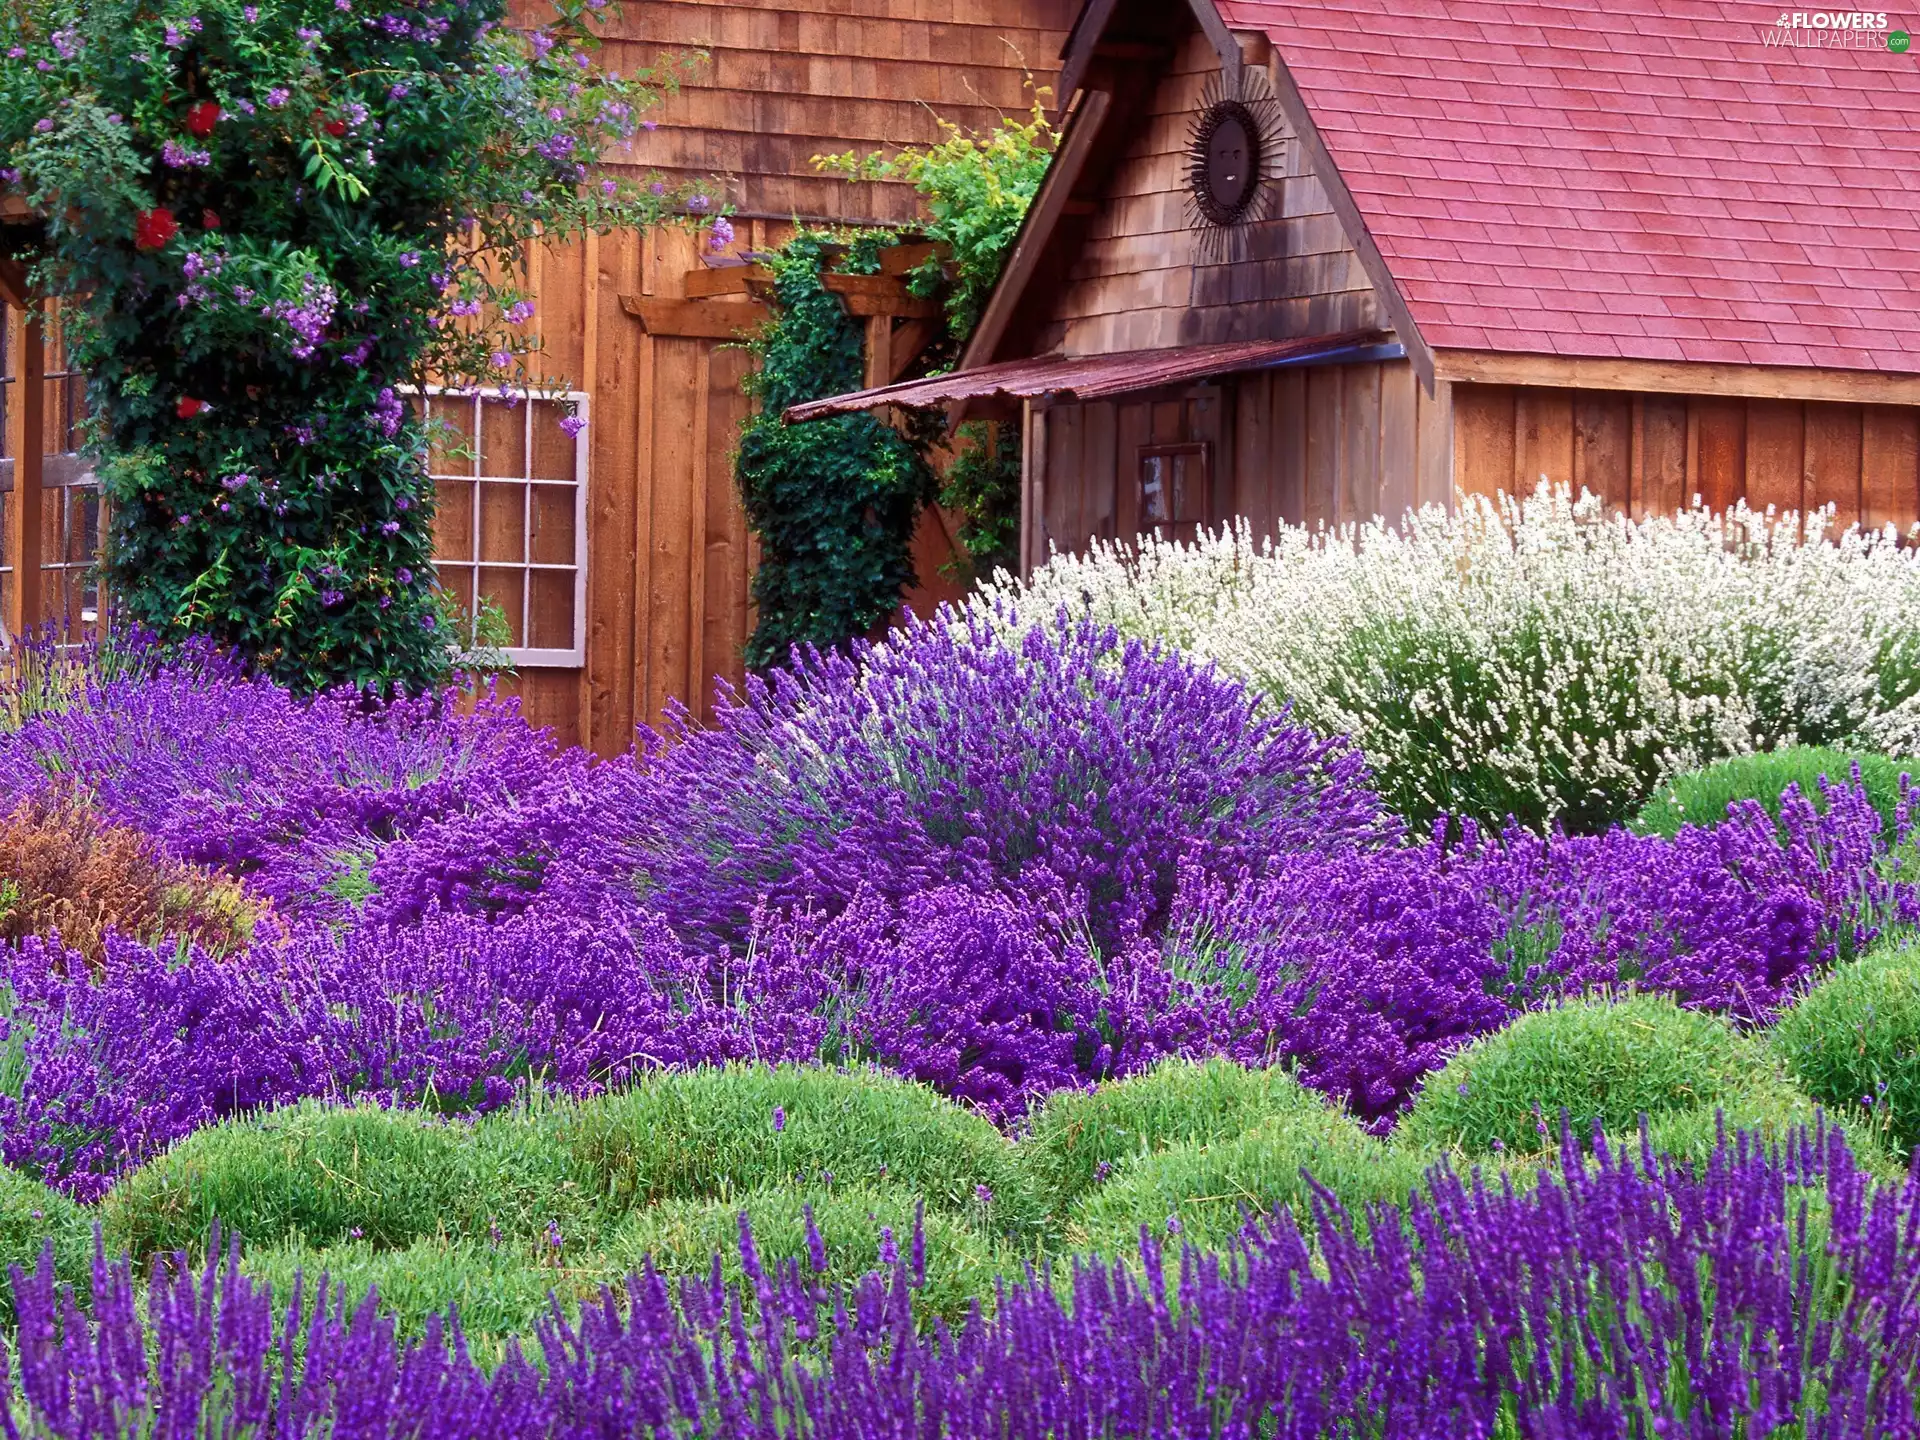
477, 480, 526, 564
1140, 455, 1168, 526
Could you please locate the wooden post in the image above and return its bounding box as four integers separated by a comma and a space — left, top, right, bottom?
4, 299, 43, 642
1020, 399, 1049, 578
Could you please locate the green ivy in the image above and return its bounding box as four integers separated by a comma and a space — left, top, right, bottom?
812, 89, 1056, 585
735, 234, 933, 671
0, 0, 716, 693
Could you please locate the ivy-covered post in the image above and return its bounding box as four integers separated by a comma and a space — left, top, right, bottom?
0, 0, 718, 692
735, 234, 933, 671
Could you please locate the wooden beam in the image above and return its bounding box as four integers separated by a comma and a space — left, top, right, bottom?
5, 300, 43, 642
1265, 54, 1435, 393
682, 266, 773, 299
878, 242, 946, 276
887, 319, 938, 382
864, 315, 892, 391
1185, 0, 1243, 89
0, 259, 26, 311
619, 294, 768, 339
958, 86, 1113, 378
1434, 349, 1920, 407
835, 292, 939, 320
1056, 0, 1122, 103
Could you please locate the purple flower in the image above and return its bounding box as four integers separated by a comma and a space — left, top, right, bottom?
263, 87, 289, 109
558, 414, 587, 438
709, 216, 735, 251
771, 1106, 785, 1133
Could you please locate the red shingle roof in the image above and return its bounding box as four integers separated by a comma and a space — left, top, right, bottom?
1218, 0, 1920, 373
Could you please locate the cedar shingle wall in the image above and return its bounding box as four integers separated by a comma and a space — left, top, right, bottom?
589, 0, 1077, 223
1035, 35, 1380, 357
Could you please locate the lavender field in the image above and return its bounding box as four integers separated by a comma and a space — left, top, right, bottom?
2, 501, 1920, 1434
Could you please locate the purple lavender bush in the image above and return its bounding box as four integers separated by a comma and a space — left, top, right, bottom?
627, 608, 1392, 954
4, 1122, 1915, 1437
0, 638, 567, 921
0, 910, 764, 1200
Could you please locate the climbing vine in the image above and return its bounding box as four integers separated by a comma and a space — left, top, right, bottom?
0, 0, 717, 692
734, 232, 933, 671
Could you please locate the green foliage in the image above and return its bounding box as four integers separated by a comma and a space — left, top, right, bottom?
1398, 994, 1756, 1157
1069, 1108, 1436, 1258
240, 1234, 573, 1350
815, 91, 1056, 338
0, 0, 714, 692
938, 419, 1022, 581
603, 1185, 1002, 1323
1634, 746, 1917, 840
736, 233, 933, 669
557, 1064, 1040, 1240
0, 1164, 94, 1318
100, 1098, 591, 1261
1772, 942, 1920, 1163
1018, 1058, 1323, 1217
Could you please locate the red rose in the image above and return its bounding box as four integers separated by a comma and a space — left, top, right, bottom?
176, 396, 205, 419
201, 208, 222, 230
185, 101, 221, 137
133, 207, 177, 251
324, 118, 347, 137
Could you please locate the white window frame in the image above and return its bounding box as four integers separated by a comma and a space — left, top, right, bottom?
408, 384, 589, 668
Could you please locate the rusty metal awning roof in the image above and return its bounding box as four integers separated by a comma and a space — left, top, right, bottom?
783, 329, 1399, 423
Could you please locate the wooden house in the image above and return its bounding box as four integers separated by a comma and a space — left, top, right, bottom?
790, 0, 1920, 573
471, 0, 1075, 751
0, 0, 1074, 752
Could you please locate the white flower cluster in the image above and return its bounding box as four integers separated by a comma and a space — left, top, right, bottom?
977, 485, 1920, 830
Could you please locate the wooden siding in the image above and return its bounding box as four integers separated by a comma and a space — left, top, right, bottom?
1452, 383, 1920, 531
1033, 36, 1379, 357
588, 0, 1078, 224
1037, 358, 1446, 558
482, 0, 1070, 755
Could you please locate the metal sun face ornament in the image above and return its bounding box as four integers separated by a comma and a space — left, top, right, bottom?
1185, 73, 1283, 262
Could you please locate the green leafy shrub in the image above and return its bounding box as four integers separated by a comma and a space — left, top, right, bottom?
102, 1099, 588, 1260
1398, 994, 1755, 1156
1634, 747, 1917, 839
735, 234, 933, 668
1772, 943, 1920, 1162
0, 0, 711, 691
0, 1165, 93, 1317
558, 1065, 1041, 1239
603, 1185, 1001, 1322
1069, 1109, 1435, 1258
1630, 1086, 1899, 1180
1019, 1059, 1323, 1216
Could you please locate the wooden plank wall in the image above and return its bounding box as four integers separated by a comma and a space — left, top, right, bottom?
1034, 35, 1379, 357
1040, 358, 1450, 556
483, 0, 1072, 755
1452, 383, 1920, 531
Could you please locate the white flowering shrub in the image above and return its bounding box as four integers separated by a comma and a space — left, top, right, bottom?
979, 486, 1920, 832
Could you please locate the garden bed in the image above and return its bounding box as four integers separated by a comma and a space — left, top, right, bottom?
1, 494, 1919, 1433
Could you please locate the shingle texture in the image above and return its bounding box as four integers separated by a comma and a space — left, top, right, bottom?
1219, 0, 1920, 371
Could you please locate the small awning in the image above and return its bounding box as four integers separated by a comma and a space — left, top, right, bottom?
782, 329, 1399, 423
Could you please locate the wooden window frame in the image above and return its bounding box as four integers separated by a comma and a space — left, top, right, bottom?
410, 384, 590, 668
1135, 440, 1212, 541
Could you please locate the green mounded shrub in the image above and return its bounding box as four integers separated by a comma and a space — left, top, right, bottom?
240, 1235, 579, 1351
1068, 1108, 1436, 1259
602, 1184, 1002, 1323
1633, 747, 1917, 840
1773, 942, 1920, 1163
1626, 1085, 1899, 1181
1018, 1058, 1323, 1216
102, 1099, 588, 1261
1398, 994, 1755, 1157
558, 1065, 1042, 1239
0, 1165, 94, 1316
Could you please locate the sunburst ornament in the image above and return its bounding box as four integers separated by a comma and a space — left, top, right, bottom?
1185, 70, 1284, 262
